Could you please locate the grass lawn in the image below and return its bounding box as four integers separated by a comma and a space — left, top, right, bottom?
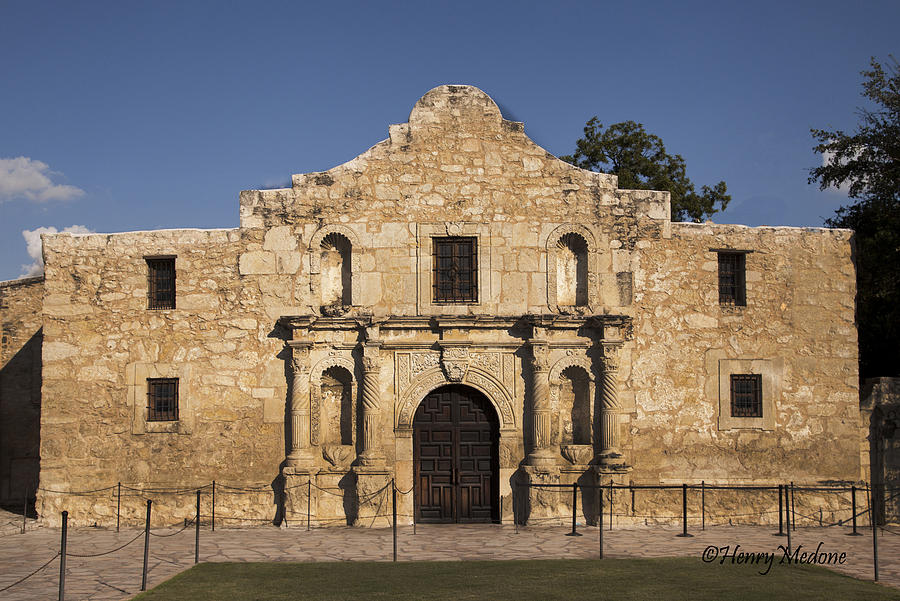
132, 558, 900, 600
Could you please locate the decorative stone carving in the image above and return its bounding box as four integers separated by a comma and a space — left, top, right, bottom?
561, 444, 593, 466
410, 352, 440, 377
440, 346, 469, 382
322, 444, 353, 467
470, 352, 500, 376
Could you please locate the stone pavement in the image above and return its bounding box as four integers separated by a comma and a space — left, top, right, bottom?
1, 522, 898, 600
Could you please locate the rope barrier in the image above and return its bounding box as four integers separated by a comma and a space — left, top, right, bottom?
0, 552, 60, 593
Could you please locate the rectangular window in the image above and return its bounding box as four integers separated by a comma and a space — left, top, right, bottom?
718, 252, 746, 306
730, 374, 762, 417
433, 237, 477, 303
147, 378, 179, 421
147, 257, 176, 310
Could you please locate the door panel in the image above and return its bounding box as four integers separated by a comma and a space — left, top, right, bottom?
414, 385, 498, 523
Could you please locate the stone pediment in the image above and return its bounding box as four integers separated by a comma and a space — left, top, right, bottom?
238, 85, 671, 228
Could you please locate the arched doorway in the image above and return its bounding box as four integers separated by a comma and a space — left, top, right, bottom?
413, 384, 499, 523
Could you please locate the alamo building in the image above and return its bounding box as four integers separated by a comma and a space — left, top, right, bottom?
0, 85, 870, 528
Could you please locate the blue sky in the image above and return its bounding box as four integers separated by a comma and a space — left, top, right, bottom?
1, 1, 897, 280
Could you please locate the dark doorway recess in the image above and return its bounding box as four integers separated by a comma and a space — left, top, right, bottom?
413, 385, 499, 523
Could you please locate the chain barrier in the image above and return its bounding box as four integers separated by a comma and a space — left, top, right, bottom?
0, 552, 60, 593
67, 530, 146, 557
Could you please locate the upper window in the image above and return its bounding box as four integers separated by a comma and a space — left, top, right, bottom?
147, 378, 179, 421
718, 252, 746, 306
147, 257, 176, 310
730, 374, 762, 417
433, 237, 478, 303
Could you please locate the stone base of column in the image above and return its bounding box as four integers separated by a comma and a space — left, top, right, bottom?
560, 466, 593, 526
356, 451, 385, 467
593, 465, 633, 528
285, 448, 317, 469
523, 466, 563, 525
598, 450, 628, 470
352, 466, 393, 528
282, 467, 320, 528
527, 448, 558, 468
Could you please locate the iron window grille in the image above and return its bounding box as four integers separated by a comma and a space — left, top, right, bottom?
433, 237, 478, 303
147, 378, 179, 421
718, 252, 746, 306
730, 374, 762, 417
147, 257, 176, 310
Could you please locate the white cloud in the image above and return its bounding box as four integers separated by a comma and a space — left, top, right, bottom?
19, 225, 94, 277
821, 150, 853, 196
0, 156, 86, 202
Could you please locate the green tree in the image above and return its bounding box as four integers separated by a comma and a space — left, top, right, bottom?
561, 119, 730, 222
809, 56, 900, 378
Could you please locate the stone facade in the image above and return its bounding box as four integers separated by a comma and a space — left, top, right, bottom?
862, 377, 900, 523
0, 85, 863, 527
0, 276, 43, 504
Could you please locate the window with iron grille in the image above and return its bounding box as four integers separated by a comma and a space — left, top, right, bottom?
718, 252, 746, 306
433, 237, 477, 303
147, 378, 179, 421
146, 257, 176, 310
730, 374, 762, 417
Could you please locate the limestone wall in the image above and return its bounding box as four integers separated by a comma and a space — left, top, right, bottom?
628, 223, 859, 485
37, 229, 290, 525
0, 276, 43, 504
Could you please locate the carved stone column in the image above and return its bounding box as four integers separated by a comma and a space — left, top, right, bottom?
527, 341, 556, 467
599, 341, 626, 467
358, 342, 384, 466
287, 342, 315, 467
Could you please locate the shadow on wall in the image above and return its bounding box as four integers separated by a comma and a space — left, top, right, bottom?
0, 327, 42, 512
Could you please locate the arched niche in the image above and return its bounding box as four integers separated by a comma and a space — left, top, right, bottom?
309, 357, 357, 450
546, 224, 598, 312
549, 356, 595, 447
309, 225, 361, 310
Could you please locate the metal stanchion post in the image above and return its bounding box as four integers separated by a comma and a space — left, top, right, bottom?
141, 500, 152, 591
701, 481, 705, 531
195, 490, 201, 564
513, 478, 518, 534
790, 481, 796, 531
392, 479, 398, 562
58, 510, 68, 601
785, 485, 791, 555
307, 480, 311, 532
598, 487, 604, 559
871, 483, 879, 582
116, 482, 121, 533
609, 481, 613, 531
776, 484, 784, 536
677, 483, 692, 537
22, 488, 27, 534
211, 481, 216, 532
566, 482, 582, 537
849, 485, 861, 536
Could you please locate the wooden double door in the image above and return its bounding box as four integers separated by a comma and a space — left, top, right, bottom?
413, 385, 499, 523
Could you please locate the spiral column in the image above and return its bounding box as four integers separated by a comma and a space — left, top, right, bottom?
527, 341, 556, 466
358, 342, 384, 466
287, 342, 314, 467
599, 341, 625, 467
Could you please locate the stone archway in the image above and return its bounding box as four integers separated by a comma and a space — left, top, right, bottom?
413, 384, 499, 523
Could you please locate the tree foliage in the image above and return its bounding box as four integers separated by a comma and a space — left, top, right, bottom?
810, 57, 900, 378
562, 119, 730, 222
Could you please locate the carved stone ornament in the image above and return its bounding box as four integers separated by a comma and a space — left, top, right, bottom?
291, 345, 311, 373
441, 346, 469, 382
322, 444, 353, 467
531, 344, 551, 372
602, 342, 622, 372
561, 444, 594, 466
